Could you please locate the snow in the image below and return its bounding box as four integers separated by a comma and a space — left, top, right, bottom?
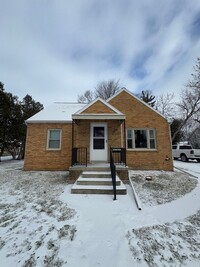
26, 102, 85, 123
174, 159, 200, 178
0, 156, 13, 161
0, 160, 200, 267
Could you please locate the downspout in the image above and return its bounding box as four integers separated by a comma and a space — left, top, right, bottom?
120, 123, 123, 147
71, 120, 75, 166
123, 119, 127, 166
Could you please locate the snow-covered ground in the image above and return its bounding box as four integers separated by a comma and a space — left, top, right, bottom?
0, 156, 13, 161
173, 159, 200, 178
0, 160, 200, 267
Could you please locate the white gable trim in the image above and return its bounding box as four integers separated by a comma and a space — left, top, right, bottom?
107, 87, 168, 121
74, 97, 124, 115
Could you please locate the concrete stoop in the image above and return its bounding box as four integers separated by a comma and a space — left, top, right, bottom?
71, 171, 127, 195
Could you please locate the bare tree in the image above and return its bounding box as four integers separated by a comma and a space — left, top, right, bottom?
139, 90, 156, 107
77, 79, 121, 103
155, 93, 176, 121
188, 126, 200, 148
94, 79, 121, 100
77, 90, 94, 103
170, 118, 184, 144
172, 58, 200, 142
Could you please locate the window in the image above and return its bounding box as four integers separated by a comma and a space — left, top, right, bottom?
127, 129, 156, 149
180, 145, 192, 149
47, 129, 61, 150
93, 127, 105, 150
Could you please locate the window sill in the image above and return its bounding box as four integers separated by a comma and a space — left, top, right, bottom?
46, 148, 61, 151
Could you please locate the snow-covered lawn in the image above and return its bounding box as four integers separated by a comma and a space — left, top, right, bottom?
0, 160, 200, 267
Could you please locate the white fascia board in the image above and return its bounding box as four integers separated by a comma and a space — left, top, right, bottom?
26, 120, 72, 124
72, 114, 125, 120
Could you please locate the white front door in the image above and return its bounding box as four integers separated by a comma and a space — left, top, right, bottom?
90, 123, 108, 161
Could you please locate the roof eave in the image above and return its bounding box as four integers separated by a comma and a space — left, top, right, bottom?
72, 114, 125, 120
26, 120, 72, 124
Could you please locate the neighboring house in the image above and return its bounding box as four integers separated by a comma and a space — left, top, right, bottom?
24, 88, 173, 172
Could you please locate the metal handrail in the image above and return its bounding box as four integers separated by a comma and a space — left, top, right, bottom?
72, 147, 87, 166
110, 147, 117, 200
111, 147, 126, 166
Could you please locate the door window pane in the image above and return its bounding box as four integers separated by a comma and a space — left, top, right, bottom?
93, 139, 104, 149
93, 127, 104, 137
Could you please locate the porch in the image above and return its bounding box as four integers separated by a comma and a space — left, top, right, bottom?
69, 148, 128, 196
69, 152, 129, 184
70, 102, 128, 191
71, 97, 126, 165
70, 145, 128, 179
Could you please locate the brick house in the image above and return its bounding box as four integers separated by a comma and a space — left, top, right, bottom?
24, 88, 173, 172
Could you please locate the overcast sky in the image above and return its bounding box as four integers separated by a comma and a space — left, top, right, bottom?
1, 0, 200, 107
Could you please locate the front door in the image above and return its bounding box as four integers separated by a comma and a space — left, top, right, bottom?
90, 123, 108, 161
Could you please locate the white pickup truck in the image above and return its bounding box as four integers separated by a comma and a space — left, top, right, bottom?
172, 143, 200, 162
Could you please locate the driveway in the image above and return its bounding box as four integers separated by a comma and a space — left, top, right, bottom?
173, 159, 200, 178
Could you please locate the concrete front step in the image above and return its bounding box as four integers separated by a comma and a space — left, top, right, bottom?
71, 170, 127, 195
76, 177, 121, 186
81, 171, 111, 178
71, 184, 127, 195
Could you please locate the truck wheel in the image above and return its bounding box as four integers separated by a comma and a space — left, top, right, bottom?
181, 154, 188, 162
197, 159, 200, 163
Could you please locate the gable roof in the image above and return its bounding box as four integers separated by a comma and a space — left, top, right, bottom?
107, 87, 167, 121
26, 103, 85, 123
75, 97, 124, 115
72, 97, 125, 120
26, 87, 167, 124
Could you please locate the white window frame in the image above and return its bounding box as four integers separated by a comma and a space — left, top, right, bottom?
47, 129, 62, 150
127, 128, 156, 150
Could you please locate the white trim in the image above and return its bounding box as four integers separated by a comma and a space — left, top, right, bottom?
26, 120, 72, 124
74, 97, 124, 115
107, 87, 168, 121
46, 129, 62, 150
126, 128, 157, 150
90, 123, 108, 161
72, 114, 125, 120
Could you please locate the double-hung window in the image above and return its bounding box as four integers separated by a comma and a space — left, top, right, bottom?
47, 129, 62, 150
127, 128, 156, 149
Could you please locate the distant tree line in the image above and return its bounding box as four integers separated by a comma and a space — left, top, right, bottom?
0, 82, 43, 160
78, 58, 200, 147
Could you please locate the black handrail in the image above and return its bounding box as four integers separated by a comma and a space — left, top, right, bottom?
72, 147, 87, 166
110, 147, 117, 200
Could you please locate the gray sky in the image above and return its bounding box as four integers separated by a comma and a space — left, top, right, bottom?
1, 0, 200, 107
